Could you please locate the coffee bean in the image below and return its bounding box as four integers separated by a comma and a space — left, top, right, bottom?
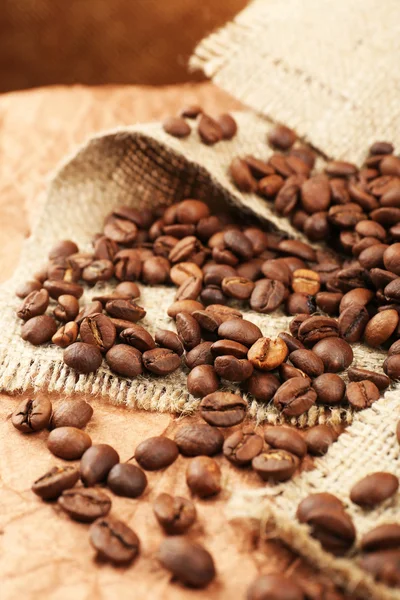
44, 280, 84, 300
364, 309, 399, 347
350, 472, 399, 507
292, 269, 320, 295
223, 428, 263, 466
250, 279, 286, 313
279, 363, 310, 383
153, 493, 197, 534
242, 156, 275, 180
175, 423, 224, 457
247, 337, 288, 371
175, 276, 202, 301
297, 493, 344, 522
221, 276, 255, 300
338, 305, 369, 343
297, 501, 355, 555
175, 312, 201, 350
267, 124, 296, 150
261, 259, 291, 286
12, 396, 52, 433
200, 391, 247, 427
218, 318, 262, 347
64, 342, 102, 374
167, 299, 204, 318
206, 303, 243, 321
90, 517, 140, 564
278, 332, 305, 353
75, 301, 104, 324
252, 449, 299, 482
384, 354, 400, 379
286, 293, 316, 316
361, 523, 400, 552
135, 436, 178, 470
142, 347, 181, 375
80, 313, 116, 352
105, 344, 142, 378
301, 176, 331, 213
154, 329, 184, 355
289, 349, 324, 378
187, 365, 219, 397
218, 113, 237, 139
105, 298, 146, 323
297, 315, 339, 347
80, 444, 119, 486
214, 355, 253, 382
53, 294, 79, 322
163, 116, 191, 138
229, 158, 257, 192
21, 314, 58, 345
304, 425, 336, 455
17, 289, 49, 321
157, 537, 215, 588
185, 341, 214, 369
119, 324, 155, 352
274, 377, 317, 416
16, 279, 42, 299
51, 400, 93, 430
198, 114, 223, 145
107, 463, 147, 498
312, 373, 345, 404
345, 380, 380, 409
247, 574, 305, 600
347, 367, 390, 391
210, 339, 248, 358
339, 288, 374, 313
244, 372, 280, 402
48, 426, 92, 460
359, 550, 400, 587
49, 240, 79, 261
115, 281, 141, 299
312, 338, 353, 372
278, 239, 316, 262
58, 488, 111, 522
103, 215, 138, 244
32, 466, 80, 500
264, 426, 307, 458
180, 105, 202, 118
186, 455, 221, 497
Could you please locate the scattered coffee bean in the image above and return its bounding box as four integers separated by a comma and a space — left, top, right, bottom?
244, 371, 280, 402
312, 338, 353, 372
304, 425, 336, 455
345, 380, 380, 409
58, 488, 111, 522
12, 396, 52, 433
17, 288, 49, 321
32, 466, 80, 500
186, 456, 221, 497
53, 294, 79, 322
105, 344, 142, 377
223, 428, 263, 466
198, 114, 223, 145
347, 367, 390, 391
264, 426, 307, 458
200, 391, 247, 427
252, 450, 299, 482
268, 124, 297, 150
80, 313, 116, 352
142, 347, 181, 375
157, 537, 215, 588
289, 349, 324, 378
52, 321, 79, 348
64, 342, 103, 374
274, 377, 317, 416
135, 436, 178, 470
312, 373, 345, 404
154, 329, 184, 355
90, 517, 140, 564
80, 444, 119, 486
187, 365, 219, 397
176, 312, 202, 350
47, 426, 92, 460
50, 400, 93, 429
107, 463, 147, 498
218, 318, 262, 347
163, 116, 191, 138
350, 472, 399, 507
174, 423, 224, 456
361, 523, 400, 552
153, 493, 196, 534
214, 355, 253, 382
21, 314, 58, 345
364, 309, 399, 347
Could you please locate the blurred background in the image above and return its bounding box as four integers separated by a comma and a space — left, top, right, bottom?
0, 0, 248, 92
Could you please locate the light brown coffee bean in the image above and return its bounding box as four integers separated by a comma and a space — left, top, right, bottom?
364, 310, 399, 347
157, 537, 215, 588
292, 269, 320, 295
12, 396, 52, 433
248, 337, 288, 371
264, 426, 307, 458
51, 400, 93, 429
304, 425, 336, 455
345, 380, 380, 409
186, 456, 221, 497
153, 493, 197, 534
135, 436, 179, 471
252, 450, 299, 482
52, 321, 79, 348
350, 472, 399, 507
47, 427, 92, 460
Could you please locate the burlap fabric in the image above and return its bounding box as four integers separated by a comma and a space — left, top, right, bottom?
191, 0, 400, 164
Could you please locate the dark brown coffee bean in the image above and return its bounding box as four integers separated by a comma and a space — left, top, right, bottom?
315, 292, 342, 316
135, 436, 178, 471
105, 298, 146, 323
312, 338, 353, 372
167, 299, 204, 318
80, 313, 116, 352
58, 488, 111, 522
304, 425, 336, 455
247, 574, 305, 600
17, 289, 49, 321
175, 276, 202, 301
278, 332, 305, 353
250, 279, 286, 313
278, 239, 317, 262
187, 365, 219, 397
218, 318, 262, 347
119, 324, 155, 352
289, 349, 324, 378
298, 503, 355, 555
16, 279, 42, 299
141, 256, 169, 284
339, 288, 374, 313
297, 316, 339, 347
389, 339, 400, 356
267, 124, 296, 150
286, 293, 316, 316
175, 312, 201, 350
105, 344, 142, 378
203, 264, 236, 287
312, 373, 345, 404
217, 113, 237, 139
384, 354, 400, 379
80, 444, 119, 486
142, 347, 181, 375
297, 493, 344, 521
157, 537, 215, 588
185, 341, 213, 369
210, 339, 248, 358
244, 372, 280, 403
347, 367, 389, 391
198, 114, 223, 145
252, 449, 299, 482
113, 248, 142, 280
229, 158, 257, 192
154, 329, 184, 356
21, 314, 58, 345
12, 396, 52, 433
51, 400, 93, 430
264, 426, 307, 458
221, 276, 254, 300
107, 463, 147, 498
384, 277, 400, 303
361, 523, 400, 552
370, 268, 397, 290
275, 180, 300, 216
248, 337, 288, 371
345, 380, 380, 409
359, 549, 400, 587
114, 281, 141, 299
197, 215, 222, 240
242, 155, 275, 180
74, 302, 103, 326
32, 466, 80, 500
90, 516, 140, 564
350, 472, 399, 508
259, 174, 285, 197
53, 294, 79, 322
153, 493, 196, 534
261, 259, 291, 286
301, 176, 331, 213
370, 141, 394, 155
224, 229, 254, 260
64, 342, 102, 374
200, 391, 247, 427
186, 455, 221, 497
44, 280, 84, 299
214, 355, 253, 382
279, 363, 310, 383
175, 423, 223, 457
364, 309, 399, 347
274, 377, 317, 416
48, 426, 92, 460
93, 235, 118, 261
200, 285, 228, 305
223, 428, 263, 466
163, 224, 195, 239
163, 116, 191, 138
212, 246, 239, 267
338, 305, 369, 343
371, 206, 400, 226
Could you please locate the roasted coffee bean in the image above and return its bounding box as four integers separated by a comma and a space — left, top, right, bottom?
153, 493, 196, 534
292, 269, 320, 295
200, 285, 227, 305
261, 259, 291, 286
51, 400, 93, 430
105, 298, 146, 323
221, 276, 255, 300
212, 246, 239, 267
52, 321, 79, 348
370, 141, 394, 155
370, 268, 397, 289
47, 257, 82, 282
90, 517, 140, 564
364, 309, 399, 347
154, 329, 184, 356
200, 391, 247, 427
250, 279, 286, 313
32, 466, 80, 500
242, 156, 275, 180
175, 276, 202, 301
301, 175, 331, 213
297, 493, 344, 521
346, 380, 380, 409
169, 236, 202, 264
175, 312, 201, 350
218, 318, 262, 347
203, 264, 236, 287
252, 449, 299, 482
297, 316, 339, 346
350, 472, 399, 507
279, 363, 310, 383
359, 549, 400, 587
58, 488, 111, 522
143, 256, 171, 284
274, 377, 317, 416
248, 337, 288, 371
113, 205, 153, 228
21, 314, 58, 345
384, 354, 400, 379
16, 279, 42, 299
229, 158, 257, 192
142, 347, 181, 375
339, 288, 374, 313
17, 289, 49, 321
197, 215, 222, 240
388, 339, 400, 356
175, 423, 223, 457
82, 259, 114, 284
338, 305, 369, 343
244, 371, 280, 402
119, 324, 155, 352
44, 280, 84, 300
223, 229, 254, 261
347, 367, 390, 391
53, 294, 79, 322
47, 426, 92, 460
167, 299, 204, 318
163, 116, 191, 138
217, 113, 237, 139
206, 303, 243, 321
312, 373, 345, 404
106, 344, 143, 377
80, 313, 116, 352
11, 396, 52, 433
223, 428, 263, 466
64, 342, 102, 374
298, 501, 355, 555
135, 436, 178, 471
267, 124, 296, 150
304, 425, 336, 455
258, 174, 284, 197
286, 293, 316, 315
384, 278, 400, 303
198, 114, 223, 145
186, 455, 221, 497
361, 523, 400, 552
93, 235, 118, 261
180, 104, 202, 118
312, 338, 353, 372
325, 160, 357, 177
107, 463, 147, 498
278, 332, 305, 353
75, 301, 103, 325
275, 179, 300, 216
104, 216, 138, 244
157, 537, 215, 588
278, 239, 316, 262
210, 339, 247, 359
264, 426, 307, 458
214, 355, 253, 382
384, 244, 400, 276
80, 444, 119, 486
289, 313, 310, 337
113, 248, 142, 280
247, 574, 305, 600
115, 281, 141, 299
107, 318, 133, 334
303, 211, 331, 241
289, 349, 324, 378
187, 365, 219, 397
48, 240, 79, 261
185, 341, 214, 369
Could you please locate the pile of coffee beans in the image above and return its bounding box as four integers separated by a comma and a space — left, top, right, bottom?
163, 107, 237, 145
